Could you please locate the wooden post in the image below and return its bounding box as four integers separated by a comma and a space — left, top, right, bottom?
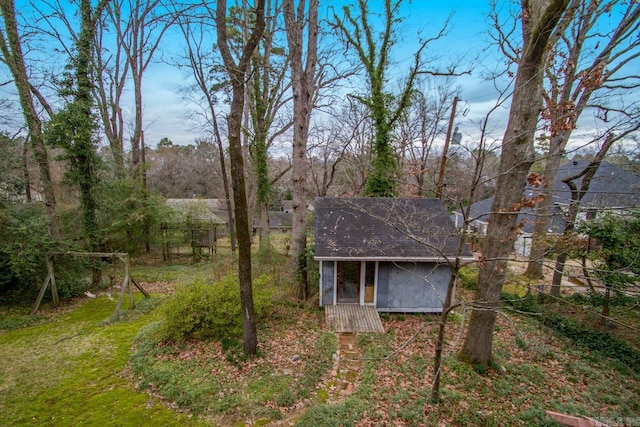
31, 251, 148, 317
48, 255, 59, 305
30, 254, 56, 315
114, 254, 135, 317
126, 255, 134, 310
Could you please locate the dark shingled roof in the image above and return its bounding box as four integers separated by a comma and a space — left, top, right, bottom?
552, 161, 640, 209
458, 161, 640, 234
314, 197, 472, 262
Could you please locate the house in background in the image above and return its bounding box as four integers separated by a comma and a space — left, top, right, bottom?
314, 197, 474, 313
454, 161, 640, 256
253, 211, 293, 234
552, 160, 640, 217
164, 199, 228, 258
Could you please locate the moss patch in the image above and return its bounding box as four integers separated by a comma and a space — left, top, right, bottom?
0, 295, 201, 426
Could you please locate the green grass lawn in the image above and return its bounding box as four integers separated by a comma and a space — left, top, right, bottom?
0, 296, 202, 426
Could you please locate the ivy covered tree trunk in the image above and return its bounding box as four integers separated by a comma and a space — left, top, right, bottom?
365, 127, 398, 197
246, 4, 290, 253
333, 0, 439, 198
75, 0, 102, 251
460, 0, 572, 367
0, 0, 60, 237
253, 125, 271, 250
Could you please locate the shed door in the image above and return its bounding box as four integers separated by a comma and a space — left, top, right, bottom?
362, 261, 376, 305
337, 261, 360, 303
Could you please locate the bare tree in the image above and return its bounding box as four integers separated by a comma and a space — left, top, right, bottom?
0, 0, 59, 236
174, 7, 237, 252
247, 1, 293, 251
283, 0, 319, 298
317, 100, 375, 197
93, 11, 129, 176
526, 0, 640, 279
396, 77, 457, 197
216, 0, 266, 355
460, 0, 575, 367
429, 71, 512, 402
307, 116, 352, 198
107, 0, 175, 177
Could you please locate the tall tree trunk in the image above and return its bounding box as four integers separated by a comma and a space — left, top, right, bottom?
0, 0, 59, 237
525, 133, 567, 278
284, 0, 318, 300
108, 0, 174, 180
258, 202, 270, 250
216, 0, 266, 355
131, 72, 143, 176
22, 136, 32, 202
460, 0, 572, 367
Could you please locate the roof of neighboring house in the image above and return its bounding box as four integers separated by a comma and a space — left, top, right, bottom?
456, 161, 640, 234
552, 161, 640, 209
165, 199, 227, 225
459, 196, 565, 234
269, 211, 293, 228
314, 197, 473, 262
253, 211, 293, 228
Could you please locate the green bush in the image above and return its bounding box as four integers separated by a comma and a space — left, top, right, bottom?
157, 273, 274, 342
457, 265, 479, 291
0, 204, 92, 301
96, 177, 166, 254
0, 204, 54, 296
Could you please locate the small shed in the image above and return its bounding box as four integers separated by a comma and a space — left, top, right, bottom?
163, 199, 227, 258
314, 197, 474, 313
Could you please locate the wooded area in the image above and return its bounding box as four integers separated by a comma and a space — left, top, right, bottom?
1, 0, 639, 389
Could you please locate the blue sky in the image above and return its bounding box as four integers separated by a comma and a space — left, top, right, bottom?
5, 1, 631, 155
0, 1, 503, 150
143, 1, 503, 148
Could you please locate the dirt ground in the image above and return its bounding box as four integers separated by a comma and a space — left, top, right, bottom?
507, 255, 592, 296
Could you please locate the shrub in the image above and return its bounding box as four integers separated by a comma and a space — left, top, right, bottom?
457, 265, 479, 291
96, 177, 166, 254
157, 273, 274, 342
0, 203, 89, 301
0, 204, 54, 297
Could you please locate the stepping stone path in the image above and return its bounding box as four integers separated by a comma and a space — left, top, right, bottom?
326, 332, 362, 400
